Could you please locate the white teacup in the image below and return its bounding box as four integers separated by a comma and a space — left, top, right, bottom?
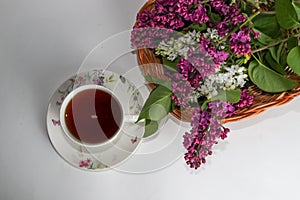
60, 84, 134, 150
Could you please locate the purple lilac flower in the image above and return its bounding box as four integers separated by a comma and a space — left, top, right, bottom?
229, 27, 252, 55
189, 72, 202, 88
193, 58, 218, 78
209, 118, 230, 140
208, 0, 257, 56
175, 3, 190, 20
197, 35, 226, 73
210, 0, 230, 16
169, 17, 185, 30
146, 0, 185, 30
132, 0, 189, 48
229, 6, 247, 25
131, 27, 175, 48
210, 49, 230, 63
216, 21, 230, 37
234, 89, 254, 109
178, 0, 194, 6
183, 131, 194, 149
175, 33, 226, 83
229, 26, 261, 55
208, 101, 236, 118
210, 1, 246, 25
231, 42, 251, 55
183, 91, 252, 170
209, 0, 223, 11
177, 57, 194, 80
252, 31, 260, 39
190, 108, 212, 133
184, 106, 231, 169
169, 73, 194, 107
190, 4, 209, 24
187, 41, 220, 78
176, 57, 203, 88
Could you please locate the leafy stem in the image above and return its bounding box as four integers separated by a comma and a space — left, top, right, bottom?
241, 11, 261, 26
251, 53, 264, 66
251, 32, 300, 54
260, 11, 276, 15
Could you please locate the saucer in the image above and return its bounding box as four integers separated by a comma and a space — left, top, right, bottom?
46, 69, 144, 171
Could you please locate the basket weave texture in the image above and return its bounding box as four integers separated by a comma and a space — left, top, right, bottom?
136, 0, 300, 123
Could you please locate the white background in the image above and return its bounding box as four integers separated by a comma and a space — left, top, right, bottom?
1, 0, 300, 199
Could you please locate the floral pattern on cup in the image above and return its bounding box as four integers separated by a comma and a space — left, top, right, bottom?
73, 69, 115, 89
55, 70, 143, 116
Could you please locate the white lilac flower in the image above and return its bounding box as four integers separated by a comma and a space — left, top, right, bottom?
198, 64, 248, 99
155, 31, 198, 61
203, 28, 226, 50
206, 28, 219, 40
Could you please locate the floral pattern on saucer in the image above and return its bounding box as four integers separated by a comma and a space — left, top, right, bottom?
47, 69, 144, 171
78, 158, 108, 169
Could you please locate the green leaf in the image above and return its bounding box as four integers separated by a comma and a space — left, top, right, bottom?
186, 23, 207, 32
144, 119, 159, 138
253, 13, 281, 38
256, 31, 277, 45
292, 1, 300, 20
268, 43, 287, 66
147, 103, 169, 121
287, 46, 300, 75
248, 60, 297, 93
277, 42, 284, 59
210, 89, 241, 103
201, 100, 210, 111
144, 75, 171, 90
276, 42, 288, 67
265, 52, 286, 75
137, 85, 172, 122
287, 37, 299, 50
276, 0, 300, 29
162, 57, 179, 72
208, 12, 221, 24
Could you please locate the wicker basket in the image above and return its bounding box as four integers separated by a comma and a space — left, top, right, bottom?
135, 0, 300, 123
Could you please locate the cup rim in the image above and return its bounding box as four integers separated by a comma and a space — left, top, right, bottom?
59, 84, 124, 148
